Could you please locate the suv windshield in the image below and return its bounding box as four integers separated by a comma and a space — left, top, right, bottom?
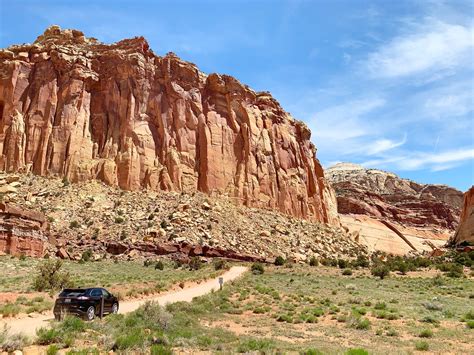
59, 289, 86, 297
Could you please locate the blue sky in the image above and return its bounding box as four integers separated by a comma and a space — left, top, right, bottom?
1, 0, 473, 191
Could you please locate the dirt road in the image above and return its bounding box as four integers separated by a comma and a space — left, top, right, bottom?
0, 266, 247, 338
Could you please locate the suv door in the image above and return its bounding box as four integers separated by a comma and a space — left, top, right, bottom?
89, 288, 102, 313
101, 289, 113, 312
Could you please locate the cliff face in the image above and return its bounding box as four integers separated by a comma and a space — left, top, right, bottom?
451, 186, 474, 246
326, 163, 463, 233
0, 26, 338, 223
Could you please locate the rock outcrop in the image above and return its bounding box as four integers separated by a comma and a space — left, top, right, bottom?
326, 163, 463, 234
0, 26, 337, 223
450, 186, 474, 246
0, 202, 49, 257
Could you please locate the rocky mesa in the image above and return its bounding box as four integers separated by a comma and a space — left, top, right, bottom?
0, 26, 338, 224
325, 163, 465, 254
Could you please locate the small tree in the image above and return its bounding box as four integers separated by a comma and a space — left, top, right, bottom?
189, 257, 201, 271
251, 262, 265, 275
33, 260, 73, 291
274, 256, 286, 266
155, 260, 165, 270
309, 256, 319, 267
371, 264, 390, 280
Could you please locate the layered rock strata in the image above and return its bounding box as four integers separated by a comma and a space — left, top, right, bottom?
0, 203, 49, 257
0, 26, 337, 223
326, 163, 463, 233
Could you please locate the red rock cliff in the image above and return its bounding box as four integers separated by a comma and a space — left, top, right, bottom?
0, 26, 338, 223
451, 186, 474, 246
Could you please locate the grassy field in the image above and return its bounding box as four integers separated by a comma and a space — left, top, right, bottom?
6, 260, 472, 354
0, 256, 222, 317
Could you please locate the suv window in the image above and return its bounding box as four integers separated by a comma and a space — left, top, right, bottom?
89, 289, 102, 297
101, 289, 110, 297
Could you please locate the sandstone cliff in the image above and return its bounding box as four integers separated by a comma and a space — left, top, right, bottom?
450, 186, 474, 246
0, 26, 338, 223
326, 163, 463, 234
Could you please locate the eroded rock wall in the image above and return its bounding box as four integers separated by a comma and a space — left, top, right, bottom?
451, 186, 474, 246
0, 26, 337, 223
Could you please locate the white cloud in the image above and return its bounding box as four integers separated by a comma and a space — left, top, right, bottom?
366, 134, 407, 155
366, 20, 473, 78
362, 147, 474, 172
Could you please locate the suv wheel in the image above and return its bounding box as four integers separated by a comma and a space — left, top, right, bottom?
112, 303, 118, 314
86, 306, 95, 321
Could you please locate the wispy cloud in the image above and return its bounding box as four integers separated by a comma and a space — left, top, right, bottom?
362, 147, 474, 172
366, 134, 407, 155
366, 19, 473, 79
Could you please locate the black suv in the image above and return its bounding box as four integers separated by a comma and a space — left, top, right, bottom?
54, 288, 119, 321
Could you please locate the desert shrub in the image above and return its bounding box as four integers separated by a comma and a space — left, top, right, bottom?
251, 262, 265, 275
46, 345, 59, 355
422, 301, 443, 311
346, 349, 369, 355
309, 256, 319, 267
155, 260, 165, 270
274, 256, 286, 266
338, 259, 349, 269
465, 320, 474, 329
396, 261, 409, 275
413, 257, 432, 268
302, 349, 324, 355
415, 341, 429, 351
371, 264, 390, 279
446, 264, 463, 278
351, 255, 370, 268
188, 257, 201, 271
80, 249, 93, 262
36, 327, 61, 345
33, 260, 73, 292
62, 176, 70, 187
418, 329, 433, 338
0, 330, 29, 352
114, 216, 124, 224
0, 302, 21, 317
69, 220, 79, 229
374, 302, 386, 310
212, 259, 228, 271
143, 259, 154, 267
342, 269, 353, 276
349, 316, 370, 330
237, 338, 274, 353
173, 260, 183, 269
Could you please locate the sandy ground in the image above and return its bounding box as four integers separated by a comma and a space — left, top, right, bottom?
0, 266, 248, 338
341, 215, 447, 255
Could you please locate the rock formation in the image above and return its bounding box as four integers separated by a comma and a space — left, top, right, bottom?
0, 26, 337, 223
0, 202, 49, 257
450, 186, 474, 246
326, 163, 463, 233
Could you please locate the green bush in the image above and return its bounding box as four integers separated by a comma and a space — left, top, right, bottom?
415, 340, 429, 351
212, 259, 228, 271
33, 260, 73, 292
338, 259, 349, 269
346, 349, 369, 355
351, 255, 370, 268
349, 317, 370, 330
274, 256, 286, 266
309, 256, 319, 267
418, 329, 433, 338
46, 344, 59, 355
155, 260, 165, 270
189, 257, 201, 271
81, 249, 93, 262
237, 338, 274, 353
466, 320, 474, 329
251, 262, 265, 275
69, 220, 79, 229
114, 216, 125, 224
371, 264, 390, 279
342, 269, 353, 276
